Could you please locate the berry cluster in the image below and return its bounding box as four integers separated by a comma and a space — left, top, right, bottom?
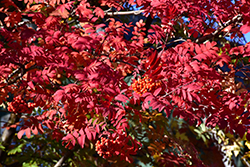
131, 76, 161, 95
8, 95, 36, 114
95, 134, 140, 162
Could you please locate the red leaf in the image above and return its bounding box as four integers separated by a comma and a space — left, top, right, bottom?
184, 63, 193, 73
78, 129, 86, 148
101, 123, 106, 130
79, 128, 85, 136
153, 87, 162, 96
150, 57, 161, 71
95, 23, 106, 31
147, 50, 158, 68
190, 61, 200, 72
28, 81, 35, 90
72, 36, 92, 51
187, 92, 192, 102
93, 118, 98, 126
142, 92, 152, 98
142, 99, 150, 110
229, 102, 236, 110
31, 126, 38, 135
91, 17, 98, 23
85, 127, 92, 141
194, 53, 207, 61
191, 92, 201, 103
90, 127, 97, 140
62, 134, 75, 146
204, 28, 215, 36
38, 123, 44, 133
85, 29, 95, 34
150, 99, 161, 110
216, 53, 231, 66
25, 128, 31, 139
73, 131, 79, 138
158, 104, 165, 112
144, 94, 153, 103
95, 125, 100, 133
115, 94, 129, 103
150, 66, 162, 76
240, 24, 250, 34
17, 129, 25, 139
94, 7, 105, 18
187, 83, 200, 91
195, 45, 202, 54
53, 90, 64, 103
182, 89, 186, 100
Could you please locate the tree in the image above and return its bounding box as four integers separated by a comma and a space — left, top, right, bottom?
0, 0, 250, 166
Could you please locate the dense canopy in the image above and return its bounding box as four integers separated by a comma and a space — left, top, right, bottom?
0, 0, 250, 166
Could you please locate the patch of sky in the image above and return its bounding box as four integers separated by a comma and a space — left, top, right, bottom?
244, 32, 250, 43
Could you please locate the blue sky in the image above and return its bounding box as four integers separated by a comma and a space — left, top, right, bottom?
130, 3, 250, 44
245, 33, 250, 43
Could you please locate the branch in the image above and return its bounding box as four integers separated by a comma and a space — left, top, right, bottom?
3, 64, 43, 88
0, 113, 20, 163
5, 66, 23, 85
116, 59, 146, 73
54, 145, 80, 167
105, 10, 144, 16
0, 19, 34, 29
156, 38, 187, 50
195, 14, 243, 44
242, 157, 250, 167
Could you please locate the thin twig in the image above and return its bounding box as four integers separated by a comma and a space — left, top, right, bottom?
105, 10, 144, 16
157, 38, 186, 49
116, 59, 146, 73
196, 14, 243, 44
162, 79, 197, 97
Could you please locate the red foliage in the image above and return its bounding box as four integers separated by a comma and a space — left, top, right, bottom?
95, 133, 141, 163
7, 95, 36, 114
0, 0, 250, 165
159, 152, 192, 167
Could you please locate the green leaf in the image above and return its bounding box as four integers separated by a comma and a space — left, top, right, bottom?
0, 144, 5, 151
200, 123, 206, 131
201, 135, 206, 143
225, 132, 234, 139
205, 133, 210, 139
8, 143, 25, 155
176, 131, 189, 141
22, 161, 38, 167
194, 129, 201, 136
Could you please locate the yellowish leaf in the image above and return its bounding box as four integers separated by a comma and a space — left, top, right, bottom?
176, 131, 189, 141
245, 141, 250, 150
